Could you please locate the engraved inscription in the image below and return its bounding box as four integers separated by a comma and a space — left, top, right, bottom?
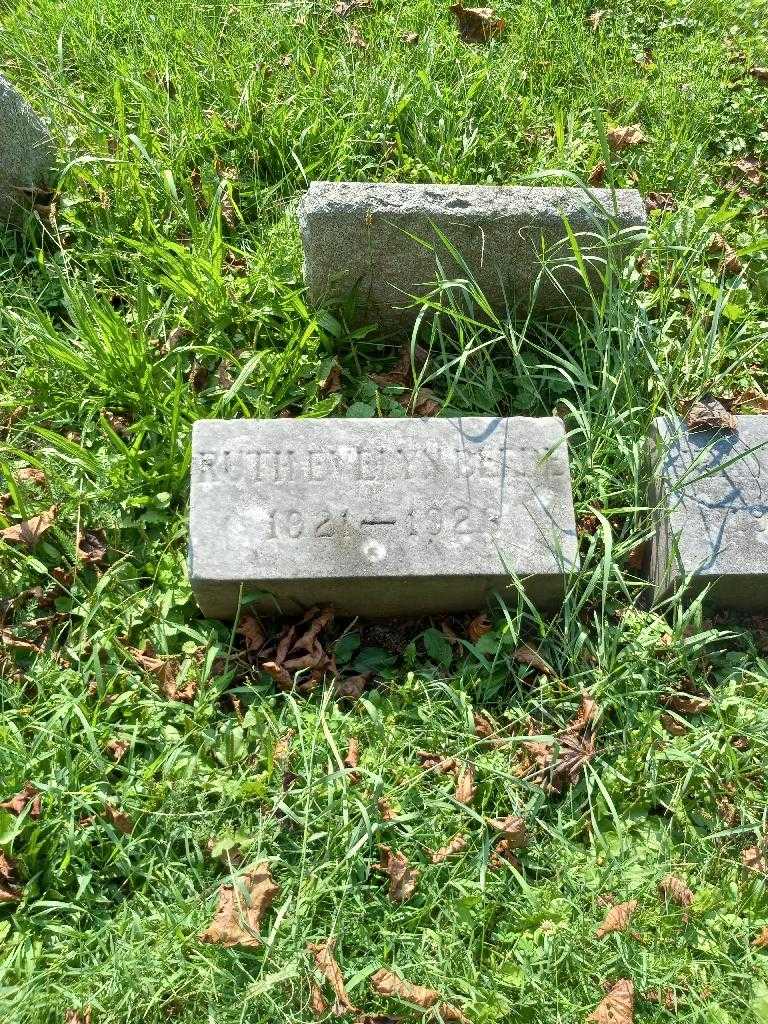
194, 442, 553, 485
263, 504, 500, 541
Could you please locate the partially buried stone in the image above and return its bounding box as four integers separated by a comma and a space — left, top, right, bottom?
0, 75, 53, 222
298, 182, 647, 334
189, 417, 579, 617
649, 416, 768, 608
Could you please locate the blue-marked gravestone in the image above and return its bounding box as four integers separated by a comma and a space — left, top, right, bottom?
189, 417, 579, 617
649, 416, 768, 608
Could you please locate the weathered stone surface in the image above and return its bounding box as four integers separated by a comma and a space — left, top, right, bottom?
0, 75, 53, 222
298, 182, 647, 333
189, 417, 578, 618
649, 416, 768, 608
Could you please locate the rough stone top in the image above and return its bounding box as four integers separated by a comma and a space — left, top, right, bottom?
0, 74, 53, 219
651, 415, 768, 579
299, 181, 647, 226
189, 416, 578, 588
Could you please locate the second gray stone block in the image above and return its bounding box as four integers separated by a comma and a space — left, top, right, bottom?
298, 182, 647, 333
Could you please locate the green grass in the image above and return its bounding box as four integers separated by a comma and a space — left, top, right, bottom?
2, 0, 768, 1021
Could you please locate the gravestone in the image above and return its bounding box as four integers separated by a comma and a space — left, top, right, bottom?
298, 182, 647, 333
0, 75, 53, 222
649, 416, 768, 608
189, 417, 579, 617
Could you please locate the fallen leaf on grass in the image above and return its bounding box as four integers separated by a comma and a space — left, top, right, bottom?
65, 1010, 92, 1024
261, 606, 336, 694
684, 395, 737, 433
371, 343, 429, 388
199, 864, 280, 947
732, 156, 762, 185
0, 851, 22, 903
215, 160, 239, 230
77, 529, 107, 565
430, 834, 467, 863
105, 738, 130, 763
645, 191, 677, 213
370, 969, 468, 1022
658, 874, 693, 908
450, 3, 505, 43
565, 691, 599, 733
320, 362, 343, 396
606, 125, 646, 151
104, 803, 134, 835
586, 9, 606, 30
334, 673, 369, 701
473, 709, 501, 743
661, 712, 688, 736
707, 233, 743, 275
742, 843, 768, 875
398, 387, 441, 417
0, 784, 42, 818
238, 612, 267, 652
401, 31, 420, 44
588, 161, 606, 186
753, 927, 768, 947
419, 751, 458, 774
378, 796, 397, 821
376, 846, 420, 902
333, 0, 372, 14
517, 731, 597, 795
344, 736, 361, 782
467, 613, 491, 642
308, 938, 357, 1015
750, 67, 768, 82
1, 505, 57, 546
643, 988, 678, 1011
663, 692, 710, 714
454, 762, 476, 804
348, 24, 368, 48
16, 467, 46, 486
596, 900, 638, 938
126, 646, 196, 703
587, 979, 635, 1024
0, 627, 42, 653
309, 980, 329, 1016
513, 644, 554, 676
487, 815, 527, 847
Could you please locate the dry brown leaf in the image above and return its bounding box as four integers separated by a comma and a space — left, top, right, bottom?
105, 738, 130, 763
513, 644, 554, 676
0, 783, 42, 818
450, 3, 505, 43
371, 343, 429, 388
467, 613, 492, 642
16, 467, 46, 486
104, 803, 134, 835
401, 31, 420, 44
489, 836, 522, 871
588, 161, 606, 186
261, 606, 336, 693
596, 900, 638, 938
397, 386, 441, 416
454, 763, 476, 804
1, 505, 57, 546
309, 980, 329, 1016
199, 864, 280, 947
344, 736, 361, 782
376, 846, 419, 902
643, 988, 678, 1011
273, 729, 295, 763
753, 927, 768, 948
370, 969, 468, 1022
0, 851, 22, 903
661, 712, 689, 736
717, 796, 740, 828
684, 395, 737, 432
430, 834, 468, 863
77, 529, 107, 565
333, 0, 372, 14
308, 938, 357, 1015
65, 1010, 92, 1024
732, 155, 762, 185
645, 191, 677, 213
377, 796, 397, 821
320, 363, 343, 396
126, 645, 196, 703
418, 751, 459, 775
707, 233, 743, 274
566, 691, 599, 733
607, 124, 647, 151
658, 874, 693, 907
587, 9, 606, 30
743, 843, 768, 875
473, 709, 502, 744
238, 612, 267, 652
587, 979, 635, 1024
335, 673, 368, 701
487, 815, 527, 847
663, 692, 710, 715
0, 627, 42, 653
750, 67, 768, 82
348, 23, 368, 48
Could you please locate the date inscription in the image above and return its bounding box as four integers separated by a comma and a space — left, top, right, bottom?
264, 504, 500, 540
